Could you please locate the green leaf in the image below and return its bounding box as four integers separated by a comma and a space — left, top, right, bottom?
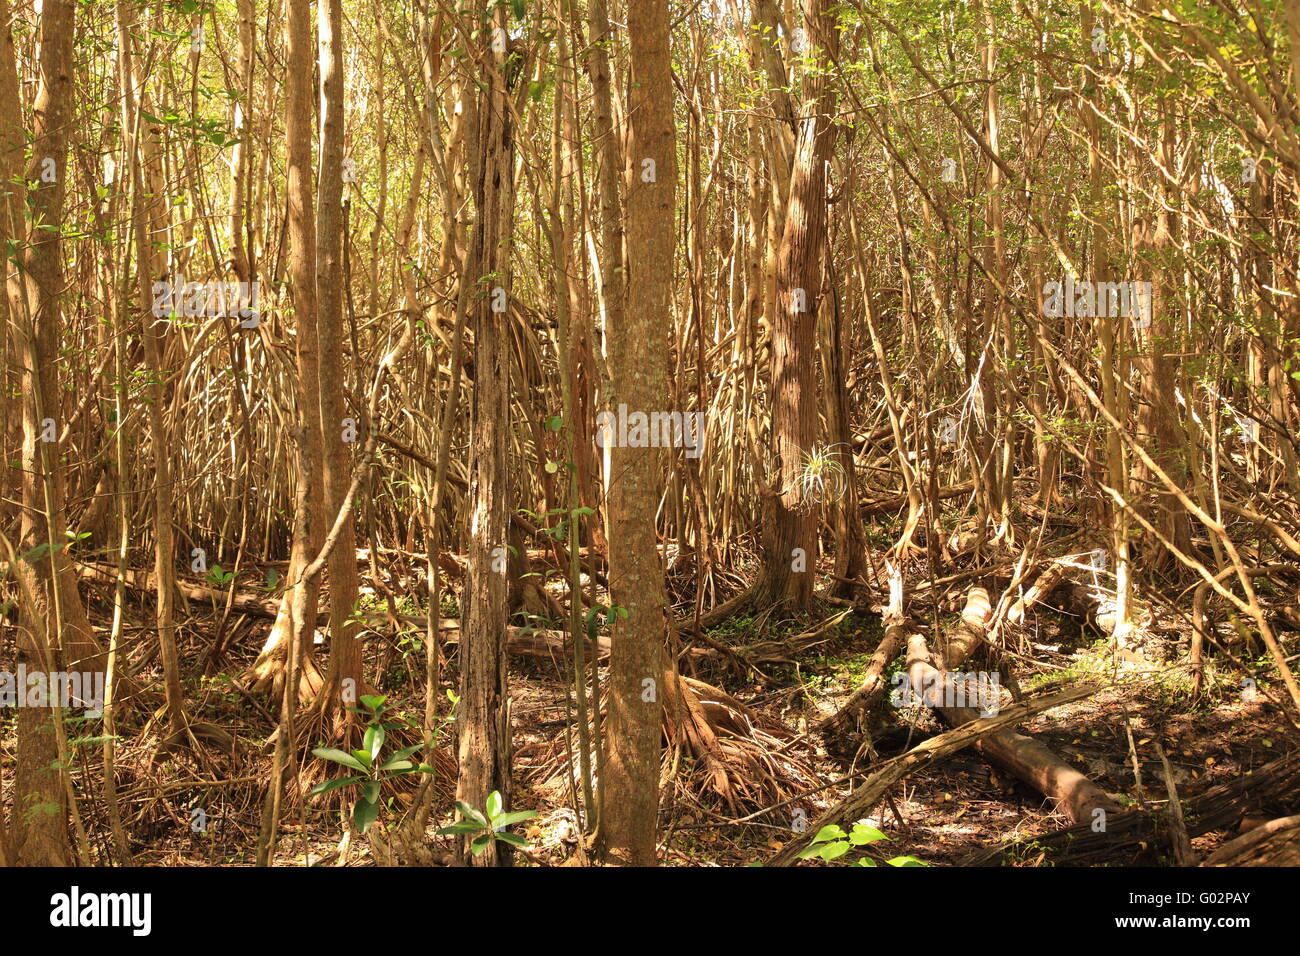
886, 855, 928, 867
493, 809, 537, 827
311, 747, 366, 772
361, 780, 380, 805
381, 744, 425, 768
353, 796, 379, 834
308, 775, 363, 797
435, 822, 482, 836
819, 840, 851, 861
810, 824, 846, 844
351, 748, 373, 770
495, 831, 527, 848
855, 857, 878, 866
849, 824, 888, 845
470, 834, 492, 855
455, 800, 488, 827
364, 723, 385, 763
485, 791, 504, 819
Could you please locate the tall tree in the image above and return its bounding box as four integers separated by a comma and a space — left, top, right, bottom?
8, 0, 88, 867
248, 0, 327, 701
314, 0, 363, 730
455, 0, 517, 866
761, 0, 839, 611
601, 0, 676, 866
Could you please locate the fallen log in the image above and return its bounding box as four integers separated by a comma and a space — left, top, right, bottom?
861, 481, 974, 516
906, 587, 1118, 826
1202, 814, 1300, 867
817, 566, 908, 748
964, 749, 1300, 865
769, 683, 1104, 865
817, 615, 911, 747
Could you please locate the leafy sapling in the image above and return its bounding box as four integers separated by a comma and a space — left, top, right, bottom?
436, 790, 538, 857
309, 694, 437, 834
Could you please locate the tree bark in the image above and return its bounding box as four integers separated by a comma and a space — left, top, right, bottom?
601, 0, 676, 866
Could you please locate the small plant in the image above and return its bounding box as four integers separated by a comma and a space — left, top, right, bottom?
309, 694, 437, 834
793, 443, 848, 506
797, 823, 927, 867
436, 791, 537, 857
205, 563, 235, 587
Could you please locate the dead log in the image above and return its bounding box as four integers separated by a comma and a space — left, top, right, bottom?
1202, 814, 1300, 867
80, 560, 607, 661
964, 749, 1300, 865
769, 683, 1104, 865
1048, 577, 1118, 635
861, 481, 974, 516
817, 615, 911, 748
906, 587, 1118, 826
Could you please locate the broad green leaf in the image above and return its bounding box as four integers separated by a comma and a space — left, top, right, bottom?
364, 724, 385, 763
811, 824, 846, 844
353, 797, 379, 834
435, 822, 482, 836
455, 800, 488, 826
312, 747, 366, 772
819, 840, 851, 861
308, 775, 363, 797
493, 809, 537, 827
849, 824, 888, 845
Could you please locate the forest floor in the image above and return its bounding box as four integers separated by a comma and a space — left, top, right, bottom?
3, 544, 1295, 867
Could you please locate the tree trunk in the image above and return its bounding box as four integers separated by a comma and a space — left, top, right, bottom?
455, 0, 516, 866
762, 0, 838, 612
601, 0, 676, 866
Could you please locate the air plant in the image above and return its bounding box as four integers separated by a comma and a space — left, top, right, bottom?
793, 443, 849, 507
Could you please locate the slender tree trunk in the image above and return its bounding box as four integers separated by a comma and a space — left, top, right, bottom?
456, 0, 516, 866
314, 0, 362, 728
11, 0, 81, 867
248, 0, 327, 701
600, 0, 675, 867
